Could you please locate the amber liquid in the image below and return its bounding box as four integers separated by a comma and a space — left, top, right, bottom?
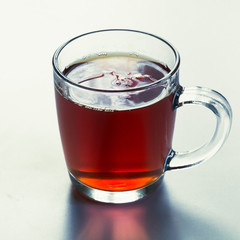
55, 56, 176, 191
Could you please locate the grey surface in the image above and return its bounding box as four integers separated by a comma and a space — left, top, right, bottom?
1, 0, 240, 239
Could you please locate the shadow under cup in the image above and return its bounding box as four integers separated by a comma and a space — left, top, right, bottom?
52, 29, 232, 204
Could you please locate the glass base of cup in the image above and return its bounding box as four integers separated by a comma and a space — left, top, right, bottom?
69, 171, 164, 204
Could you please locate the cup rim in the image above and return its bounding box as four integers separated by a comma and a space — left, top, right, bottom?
52, 29, 180, 93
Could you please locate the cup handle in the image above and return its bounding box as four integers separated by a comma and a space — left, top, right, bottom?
165, 86, 232, 171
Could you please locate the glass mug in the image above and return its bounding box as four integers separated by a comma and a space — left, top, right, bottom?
52, 29, 232, 204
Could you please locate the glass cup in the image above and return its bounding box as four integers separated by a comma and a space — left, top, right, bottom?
52, 29, 232, 204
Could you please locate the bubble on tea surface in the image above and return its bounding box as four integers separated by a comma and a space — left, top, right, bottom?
64, 56, 171, 110
65, 56, 168, 89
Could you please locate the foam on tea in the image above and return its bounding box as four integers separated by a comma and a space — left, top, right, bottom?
63, 55, 170, 90
57, 55, 173, 111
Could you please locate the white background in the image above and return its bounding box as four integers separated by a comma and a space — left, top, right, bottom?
0, 0, 240, 239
